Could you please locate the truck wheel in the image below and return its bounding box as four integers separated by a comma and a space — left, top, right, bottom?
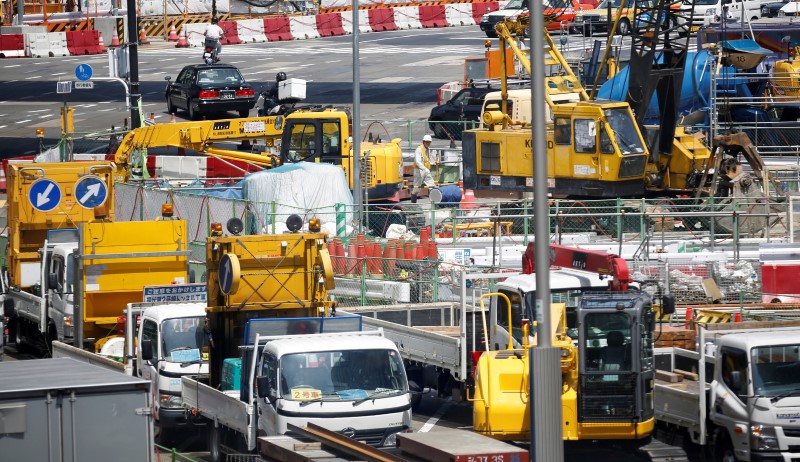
713, 430, 735, 462
209, 426, 224, 462
154, 421, 173, 447
617, 18, 631, 36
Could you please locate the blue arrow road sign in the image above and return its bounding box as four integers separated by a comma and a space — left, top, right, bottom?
75, 64, 93, 81
219, 253, 234, 295
28, 178, 62, 212
74, 176, 108, 209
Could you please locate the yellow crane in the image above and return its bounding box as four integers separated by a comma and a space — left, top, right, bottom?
113, 108, 404, 201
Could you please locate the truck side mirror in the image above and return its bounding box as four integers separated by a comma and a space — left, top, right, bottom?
730, 370, 742, 393
646, 311, 656, 333
141, 339, 154, 361
256, 376, 271, 398
47, 273, 60, 291
661, 293, 676, 315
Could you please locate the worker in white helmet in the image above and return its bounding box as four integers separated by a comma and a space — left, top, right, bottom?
411, 134, 436, 203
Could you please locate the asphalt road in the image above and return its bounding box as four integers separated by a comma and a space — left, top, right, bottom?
0, 26, 494, 157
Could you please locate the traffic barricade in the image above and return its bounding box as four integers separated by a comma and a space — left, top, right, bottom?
445, 3, 475, 26
418, 5, 449, 28
47, 31, 70, 56
236, 19, 267, 43
393, 6, 423, 29
183, 23, 206, 47
0, 34, 25, 58
341, 10, 373, 34
368, 8, 397, 32
289, 16, 320, 40
264, 17, 293, 41
219, 20, 241, 45
25, 32, 51, 57
316, 12, 347, 36
84, 30, 105, 54
471, 1, 499, 23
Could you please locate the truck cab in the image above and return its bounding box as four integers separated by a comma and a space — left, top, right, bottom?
709, 331, 800, 461
137, 302, 209, 439
255, 332, 412, 447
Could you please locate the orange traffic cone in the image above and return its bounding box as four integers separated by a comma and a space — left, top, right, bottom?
139, 26, 150, 45
110, 30, 120, 47
175, 29, 189, 48
170, 113, 176, 123
460, 189, 477, 209
168, 23, 179, 42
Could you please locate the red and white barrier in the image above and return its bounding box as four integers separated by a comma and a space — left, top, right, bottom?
183, 23, 206, 47
264, 17, 294, 41
445, 3, 475, 26
393, 6, 422, 29
219, 20, 242, 45
316, 12, 348, 36
419, 5, 449, 28
368, 8, 398, 32
342, 9, 374, 33
471, 2, 500, 22
237, 18, 267, 43
0, 34, 25, 58
66, 30, 105, 55
290, 16, 321, 40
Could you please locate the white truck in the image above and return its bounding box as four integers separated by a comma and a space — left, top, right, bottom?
654, 325, 800, 461
53, 300, 209, 442
179, 316, 412, 462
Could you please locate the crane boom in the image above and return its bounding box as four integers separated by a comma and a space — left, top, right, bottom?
521, 243, 631, 292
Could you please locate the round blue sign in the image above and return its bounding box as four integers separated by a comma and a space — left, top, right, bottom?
75, 64, 93, 81
218, 253, 240, 295
28, 178, 62, 212
74, 176, 108, 209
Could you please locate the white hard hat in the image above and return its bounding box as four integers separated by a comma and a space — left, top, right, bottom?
422, 134, 432, 142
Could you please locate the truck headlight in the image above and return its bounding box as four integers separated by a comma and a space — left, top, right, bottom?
383, 431, 398, 447
480, 14, 488, 23
778, 10, 786, 16
575, 16, 584, 22
750, 425, 779, 451
706, 7, 716, 15
161, 395, 183, 408
761, 6, 768, 14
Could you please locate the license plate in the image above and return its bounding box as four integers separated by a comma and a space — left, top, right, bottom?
220, 91, 234, 99
690, 25, 700, 32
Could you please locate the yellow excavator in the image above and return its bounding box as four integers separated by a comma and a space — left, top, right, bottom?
462, 15, 713, 198
112, 108, 404, 201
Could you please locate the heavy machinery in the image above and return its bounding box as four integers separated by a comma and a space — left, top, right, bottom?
461, 15, 721, 198
471, 243, 687, 460
112, 108, 404, 201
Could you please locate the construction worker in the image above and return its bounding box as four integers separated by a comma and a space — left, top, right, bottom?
204, 17, 224, 62
411, 134, 435, 203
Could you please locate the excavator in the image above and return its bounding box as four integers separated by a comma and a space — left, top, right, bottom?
462, 14, 780, 203
112, 107, 404, 201
471, 243, 686, 461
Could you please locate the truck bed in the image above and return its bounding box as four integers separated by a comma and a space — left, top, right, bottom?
9, 289, 44, 324
181, 375, 252, 437
51, 341, 127, 374
653, 347, 709, 440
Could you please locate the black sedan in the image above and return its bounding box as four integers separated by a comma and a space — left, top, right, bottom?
762, 0, 789, 17
165, 64, 256, 120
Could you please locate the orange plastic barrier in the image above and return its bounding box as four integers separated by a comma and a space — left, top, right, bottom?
219, 20, 242, 45
471, 2, 500, 23
418, 5, 449, 28
264, 17, 294, 41
368, 8, 398, 32
66, 30, 105, 55
316, 12, 347, 36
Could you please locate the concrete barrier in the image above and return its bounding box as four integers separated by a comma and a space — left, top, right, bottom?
289, 16, 320, 40
236, 18, 267, 43
24, 32, 50, 57
264, 17, 294, 41
316, 12, 347, 36
471, 2, 500, 23
184, 23, 206, 47
48, 32, 70, 57
445, 3, 475, 26
0, 34, 25, 58
419, 5, 449, 28
368, 8, 397, 32
393, 6, 423, 29
219, 20, 242, 45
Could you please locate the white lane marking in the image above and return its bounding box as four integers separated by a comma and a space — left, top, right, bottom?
418, 400, 452, 433
5, 64, 22, 68
16, 120, 32, 124
0, 125, 6, 129
29, 109, 50, 113
25, 75, 42, 80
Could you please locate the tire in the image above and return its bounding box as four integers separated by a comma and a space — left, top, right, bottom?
410, 393, 423, 411
209, 425, 224, 462
484, 31, 497, 38
712, 430, 735, 462
167, 97, 176, 117
187, 99, 197, 121
431, 119, 446, 139
238, 109, 249, 118
617, 18, 631, 36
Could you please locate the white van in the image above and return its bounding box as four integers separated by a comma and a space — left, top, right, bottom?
481, 89, 580, 126
687, 0, 765, 28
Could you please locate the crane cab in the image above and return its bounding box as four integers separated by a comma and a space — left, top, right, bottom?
463, 101, 649, 198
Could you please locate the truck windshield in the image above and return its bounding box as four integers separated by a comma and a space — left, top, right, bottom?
604, 108, 645, 155
161, 317, 207, 363
750, 344, 800, 396
280, 349, 408, 401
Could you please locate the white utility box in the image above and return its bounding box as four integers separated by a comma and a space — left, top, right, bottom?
278, 78, 306, 101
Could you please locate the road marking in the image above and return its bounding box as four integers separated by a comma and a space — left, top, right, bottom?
5, 64, 21, 68
418, 400, 452, 433
16, 120, 32, 124
29, 109, 50, 113
25, 76, 42, 80
0, 125, 6, 129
